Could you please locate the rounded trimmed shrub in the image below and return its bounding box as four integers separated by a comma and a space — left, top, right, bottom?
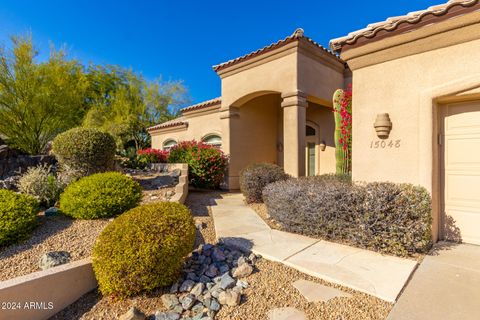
92, 202, 196, 297
0, 189, 39, 247
239, 163, 289, 203
52, 127, 116, 177
59, 172, 142, 219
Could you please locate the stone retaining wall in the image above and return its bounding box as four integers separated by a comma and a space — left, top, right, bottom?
0, 154, 56, 179
150, 163, 189, 204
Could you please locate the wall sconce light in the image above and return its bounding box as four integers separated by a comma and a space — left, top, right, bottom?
319, 141, 326, 151
374, 113, 392, 139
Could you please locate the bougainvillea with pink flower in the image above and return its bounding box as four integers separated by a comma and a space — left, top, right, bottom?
137, 148, 169, 164
168, 140, 228, 189
333, 84, 352, 174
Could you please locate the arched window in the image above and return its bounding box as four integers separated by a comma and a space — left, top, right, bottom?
163, 139, 177, 151
306, 125, 316, 136
202, 134, 222, 148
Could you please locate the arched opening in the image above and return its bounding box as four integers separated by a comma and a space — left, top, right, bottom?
162, 139, 177, 151
202, 134, 222, 148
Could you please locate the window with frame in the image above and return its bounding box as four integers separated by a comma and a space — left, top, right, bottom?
163, 139, 177, 151
202, 134, 221, 148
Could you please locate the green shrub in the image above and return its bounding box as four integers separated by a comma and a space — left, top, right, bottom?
17, 164, 64, 207
59, 172, 142, 219
92, 202, 196, 298
52, 127, 116, 178
0, 190, 39, 246
239, 163, 289, 203
168, 140, 228, 189
262, 175, 432, 257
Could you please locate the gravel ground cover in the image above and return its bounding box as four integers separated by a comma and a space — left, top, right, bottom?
0, 214, 109, 281
51, 191, 392, 320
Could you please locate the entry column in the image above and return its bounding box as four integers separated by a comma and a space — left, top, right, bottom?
219, 106, 240, 189
281, 91, 307, 177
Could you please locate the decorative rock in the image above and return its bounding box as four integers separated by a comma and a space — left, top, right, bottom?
219, 273, 236, 290
181, 294, 196, 310
199, 275, 211, 283
204, 264, 218, 278
232, 285, 243, 293
236, 279, 249, 289
191, 302, 204, 315
44, 207, 59, 217
195, 221, 206, 230
218, 264, 229, 275
209, 298, 220, 311
190, 282, 204, 297
232, 262, 253, 278
236, 256, 247, 266
39, 251, 71, 270
154, 311, 181, 320
218, 290, 241, 306
119, 307, 145, 320
161, 294, 179, 310
170, 282, 179, 294
180, 279, 196, 292
212, 247, 226, 262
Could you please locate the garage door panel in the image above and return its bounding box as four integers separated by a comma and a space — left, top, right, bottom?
446, 136, 480, 167
445, 173, 480, 205
443, 101, 480, 245
444, 208, 480, 245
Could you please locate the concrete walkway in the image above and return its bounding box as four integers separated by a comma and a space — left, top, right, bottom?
387, 242, 480, 320
210, 193, 417, 302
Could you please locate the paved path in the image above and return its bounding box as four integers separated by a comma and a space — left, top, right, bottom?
387, 242, 480, 320
210, 193, 417, 302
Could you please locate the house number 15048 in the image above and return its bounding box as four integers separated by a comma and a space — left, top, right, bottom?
370, 140, 401, 149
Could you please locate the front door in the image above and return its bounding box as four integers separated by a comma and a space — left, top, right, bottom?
442, 100, 480, 244
307, 142, 316, 176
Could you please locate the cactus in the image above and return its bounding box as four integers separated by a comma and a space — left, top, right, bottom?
333, 89, 346, 174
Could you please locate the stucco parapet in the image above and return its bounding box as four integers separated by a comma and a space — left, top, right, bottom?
281, 90, 308, 108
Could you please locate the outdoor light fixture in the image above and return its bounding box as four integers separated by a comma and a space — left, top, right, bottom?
319, 141, 326, 151
374, 113, 392, 139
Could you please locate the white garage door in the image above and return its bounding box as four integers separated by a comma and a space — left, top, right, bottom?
443, 101, 480, 245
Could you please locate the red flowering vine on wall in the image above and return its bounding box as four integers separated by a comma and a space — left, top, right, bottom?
333, 84, 352, 173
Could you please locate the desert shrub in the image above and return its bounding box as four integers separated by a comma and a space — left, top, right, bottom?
59, 172, 142, 219
17, 164, 64, 207
0, 189, 39, 246
52, 127, 116, 178
136, 148, 169, 167
239, 163, 289, 203
263, 175, 432, 256
92, 202, 195, 298
168, 140, 228, 189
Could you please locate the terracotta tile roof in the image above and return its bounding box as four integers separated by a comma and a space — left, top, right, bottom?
213, 29, 343, 72
330, 0, 480, 52
180, 97, 222, 113
147, 118, 188, 132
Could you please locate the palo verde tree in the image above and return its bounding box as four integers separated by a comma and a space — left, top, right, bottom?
0, 36, 89, 154
83, 65, 187, 151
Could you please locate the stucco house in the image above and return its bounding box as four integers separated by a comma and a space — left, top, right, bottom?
149, 0, 480, 245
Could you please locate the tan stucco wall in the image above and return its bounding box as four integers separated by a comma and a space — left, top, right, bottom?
151, 108, 223, 150
345, 24, 480, 241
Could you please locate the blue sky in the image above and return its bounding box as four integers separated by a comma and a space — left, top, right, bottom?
0, 0, 441, 105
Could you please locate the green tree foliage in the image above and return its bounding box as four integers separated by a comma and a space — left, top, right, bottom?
0, 36, 88, 154
83, 65, 187, 150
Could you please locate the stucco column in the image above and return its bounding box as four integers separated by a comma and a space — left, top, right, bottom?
281, 91, 307, 177
219, 106, 240, 189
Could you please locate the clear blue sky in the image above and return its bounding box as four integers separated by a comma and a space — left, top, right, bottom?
0, 0, 441, 105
